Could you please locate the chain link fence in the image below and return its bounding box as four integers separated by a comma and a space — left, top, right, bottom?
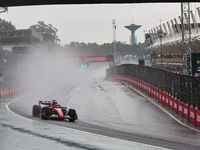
107, 64, 200, 109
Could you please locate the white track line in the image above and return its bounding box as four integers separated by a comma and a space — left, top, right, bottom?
5, 95, 34, 121
120, 81, 200, 133
4, 89, 171, 150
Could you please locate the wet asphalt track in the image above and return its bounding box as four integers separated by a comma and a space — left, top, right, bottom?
9, 82, 200, 150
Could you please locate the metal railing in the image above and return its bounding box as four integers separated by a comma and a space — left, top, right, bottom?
107, 64, 200, 109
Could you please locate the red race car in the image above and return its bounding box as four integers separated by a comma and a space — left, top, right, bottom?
32, 100, 78, 122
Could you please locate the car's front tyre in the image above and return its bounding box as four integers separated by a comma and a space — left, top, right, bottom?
68, 109, 78, 122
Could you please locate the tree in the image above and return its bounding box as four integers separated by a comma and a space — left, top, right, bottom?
29, 21, 60, 42
0, 18, 16, 31
64, 41, 147, 57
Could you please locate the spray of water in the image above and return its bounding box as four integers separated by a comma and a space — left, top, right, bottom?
16, 47, 109, 96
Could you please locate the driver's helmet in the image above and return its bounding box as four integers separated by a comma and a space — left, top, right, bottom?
52, 100, 58, 105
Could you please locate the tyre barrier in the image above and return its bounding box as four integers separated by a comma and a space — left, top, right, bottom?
109, 74, 200, 128
0, 87, 22, 98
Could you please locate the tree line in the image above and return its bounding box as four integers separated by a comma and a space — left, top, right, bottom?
0, 19, 60, 41
0, 18, 148, 56
64, 41, 149, 57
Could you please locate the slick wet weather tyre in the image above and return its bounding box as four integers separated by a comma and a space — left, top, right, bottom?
32, 105, 41, 117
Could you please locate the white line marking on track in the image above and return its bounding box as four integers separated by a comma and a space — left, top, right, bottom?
6, 95, 33, 121
5, 90, 171, 150
121, 81, 200, 133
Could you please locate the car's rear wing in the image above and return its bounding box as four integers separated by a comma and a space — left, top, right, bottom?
38, 100, 52, 105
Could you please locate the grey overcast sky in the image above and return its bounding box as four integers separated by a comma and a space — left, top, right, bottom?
1, 3, 200, 46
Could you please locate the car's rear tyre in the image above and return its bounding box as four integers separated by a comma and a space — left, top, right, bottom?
32, 105, 41, 117
68, 109, 77, 122
41, 107, 50, 119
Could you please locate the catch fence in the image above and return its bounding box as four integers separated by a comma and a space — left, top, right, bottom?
106, 64, 200, 109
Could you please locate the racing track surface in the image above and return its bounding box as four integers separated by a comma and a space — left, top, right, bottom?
9, 80, 200, 150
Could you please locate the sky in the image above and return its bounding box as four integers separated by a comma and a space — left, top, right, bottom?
1, 3, 200, 46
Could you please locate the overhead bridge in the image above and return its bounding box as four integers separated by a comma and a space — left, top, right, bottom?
0, 29, 43, 46
0, 29, 57, 53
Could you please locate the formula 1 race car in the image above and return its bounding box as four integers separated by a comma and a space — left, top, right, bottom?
32, 100, 78, 122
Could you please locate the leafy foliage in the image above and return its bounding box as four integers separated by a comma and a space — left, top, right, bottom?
0, 18, 16, 31
64, 41, 149, 57
29, 21, 60, 42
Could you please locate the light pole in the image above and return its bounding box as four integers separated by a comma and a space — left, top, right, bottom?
158, 30, 164, 65
112, 20, 117, 66
0, 58, 6, 90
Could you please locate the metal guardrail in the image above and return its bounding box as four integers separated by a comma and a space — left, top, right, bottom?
107, 64, 200, 109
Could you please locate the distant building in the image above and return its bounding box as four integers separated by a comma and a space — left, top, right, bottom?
144, 33, 151, 44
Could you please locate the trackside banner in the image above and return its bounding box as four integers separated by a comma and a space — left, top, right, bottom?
184, 104, 189, 119
162, 92, 165, 106
84, 55, 107, 62
178, 101, 183, 115
65, 55, 114, 63
109, 74, 200, 129
158, 90, 162, 103
0, 87, 21, 98
190, 107, 195, 125
166, 94, 169, 107
151, 86, 154, 97
173, 98, 178, 113
197, 110, 200, 127
170, 96, 173, 109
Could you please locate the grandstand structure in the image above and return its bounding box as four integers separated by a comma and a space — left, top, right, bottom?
146, 7, 200, 64
0, 29, 57, 53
